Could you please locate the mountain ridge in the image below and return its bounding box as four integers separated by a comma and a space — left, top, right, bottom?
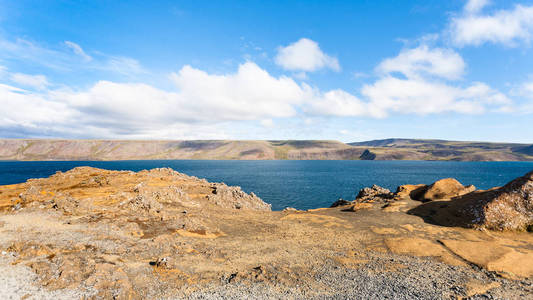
0, 138, 532, 161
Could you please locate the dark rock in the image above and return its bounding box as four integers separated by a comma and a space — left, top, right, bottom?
359, 149, 376, 160
355, 185, 394, 203
330, 198, 352, 208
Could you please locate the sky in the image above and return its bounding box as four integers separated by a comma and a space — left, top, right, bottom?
0, 0, 532, 143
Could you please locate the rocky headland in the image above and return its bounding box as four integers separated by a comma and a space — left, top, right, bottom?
0, 167, 532, 299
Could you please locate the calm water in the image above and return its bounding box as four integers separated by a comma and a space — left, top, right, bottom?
1, 160, 532, 210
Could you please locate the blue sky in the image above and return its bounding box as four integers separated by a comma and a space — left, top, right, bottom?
0, 0, 532, 142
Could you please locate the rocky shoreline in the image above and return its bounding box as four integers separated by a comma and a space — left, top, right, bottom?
0, 167, 531, 299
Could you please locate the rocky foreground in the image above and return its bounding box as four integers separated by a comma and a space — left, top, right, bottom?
0, 168, 532, 299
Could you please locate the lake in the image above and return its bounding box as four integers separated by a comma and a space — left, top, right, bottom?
1, 160, 532, 210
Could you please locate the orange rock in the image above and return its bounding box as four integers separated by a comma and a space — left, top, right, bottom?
423, 178, 475, 201
395, 184, 427, 200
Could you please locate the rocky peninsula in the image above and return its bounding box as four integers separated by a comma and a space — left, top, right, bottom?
0, 167, 532, 299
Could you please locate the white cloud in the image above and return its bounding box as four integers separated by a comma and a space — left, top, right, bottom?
308, 44, 511, 118
169, 62, 308, 120
0, 82, 233, 139
10, 73, 48, 90
366, 44, 511, 116
64, 41, 92, 61
293, 72, 308, 80
0, 84, 78, 137
352, 72, 368, 79
363, 43, 512, 116
511, 79, 533, 113
464, 0, 490, 14
523, 81, 533, 94
0, 35, 144, 76
0, 50, 518, 138
260, 119, 274, 127
101, 56, 145, 76
376, 45, 465, 80
362, 77, 511, 116
0, 37, 71, 71
275, 38, 340, 72
0, 62, 315, 138
307, 89, 371, 117
449, 2, 533, 46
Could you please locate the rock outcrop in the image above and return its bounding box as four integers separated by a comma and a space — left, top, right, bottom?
395, 179, 475, 202
409, 171, 533, 231
2, 167, 271, 214
355, 185, 394, 203
459, 170, 533, 231
330, 198, 352, 208
207, 184, 270, 210
395, 184, 427, 200
422, 178, 475, 201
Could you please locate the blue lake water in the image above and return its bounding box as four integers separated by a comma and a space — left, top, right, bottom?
0, 160, 532, 211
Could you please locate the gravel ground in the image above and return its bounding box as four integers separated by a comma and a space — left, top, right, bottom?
174, 253, 533, 300
1, 251, 532, 299
0, 254, 94, 300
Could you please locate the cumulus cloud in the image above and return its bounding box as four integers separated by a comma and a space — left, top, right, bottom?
169, 62, 309, 120
449, 1, 533, 47
275, 38, 340, 72
64, 41, 92, 61
363, 44, 511, 116
0, 84, 78, 137
376, 45, 465, 80
10, 73, 48, 90
0, 62, 316, 138
0, 48, 517, 138
307, 89, 371, 117
309, 44, 511, 118
362, 78, 511, 116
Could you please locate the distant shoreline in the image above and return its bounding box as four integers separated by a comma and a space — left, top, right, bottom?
0, 138, 532, 161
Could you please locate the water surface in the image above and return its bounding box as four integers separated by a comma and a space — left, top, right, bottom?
1, 160, 531, 210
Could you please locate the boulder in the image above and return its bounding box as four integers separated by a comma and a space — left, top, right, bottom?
423, 178, 475, 201
461, 170, 533, 231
